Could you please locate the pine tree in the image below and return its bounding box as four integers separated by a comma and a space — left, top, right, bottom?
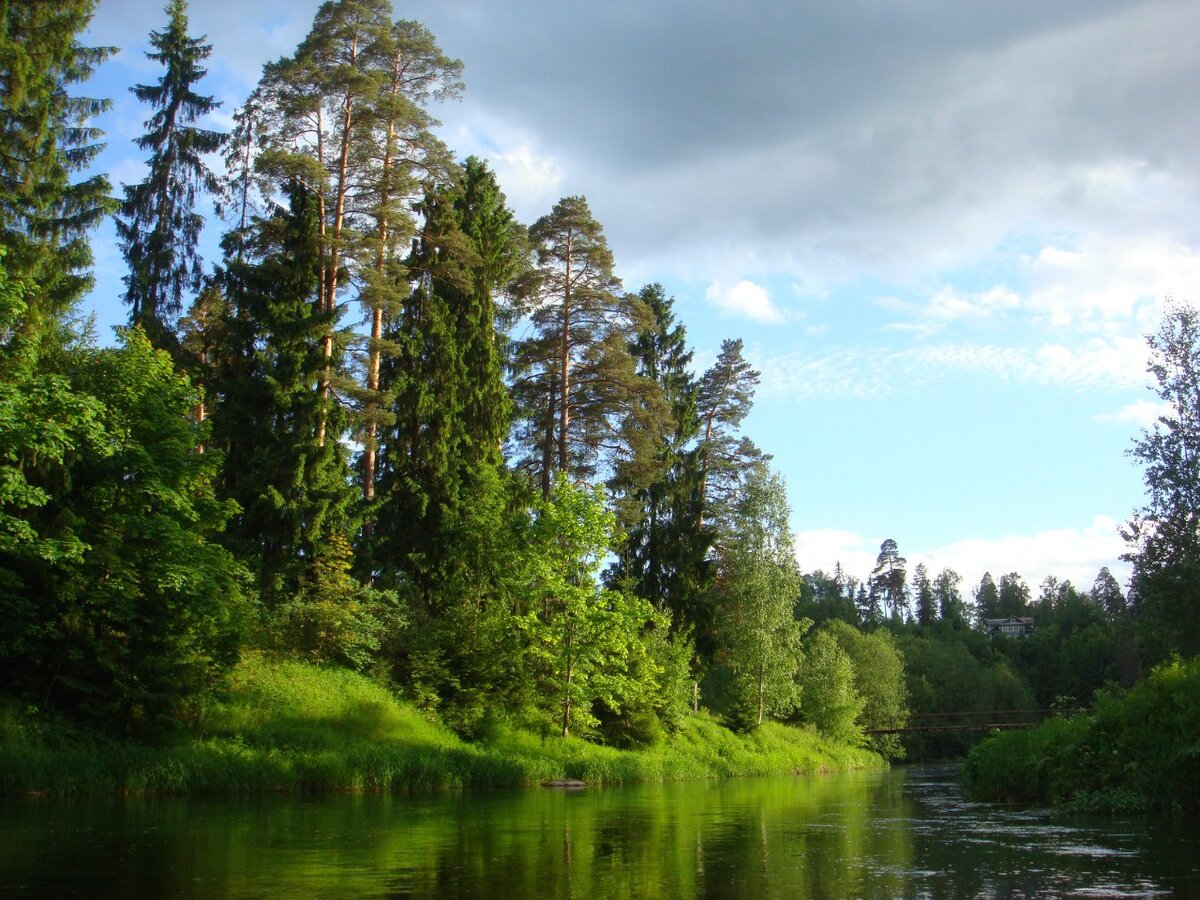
249, 0, 462, 449
0, 0, 114, 352
116, 0, 224, 347
510, 196, 660, 496
869, 538, 908, 624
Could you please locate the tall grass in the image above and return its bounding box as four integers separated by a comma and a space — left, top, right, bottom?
0, 653, 880, 797
962, 657, 1200, 813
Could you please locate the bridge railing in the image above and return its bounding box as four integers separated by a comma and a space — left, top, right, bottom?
863, 707, 1085, 736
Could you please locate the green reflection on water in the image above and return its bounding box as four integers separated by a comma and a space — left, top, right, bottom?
2, 767, 1196, 898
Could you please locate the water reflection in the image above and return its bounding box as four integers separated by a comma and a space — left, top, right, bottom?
1, 766, 1196, 897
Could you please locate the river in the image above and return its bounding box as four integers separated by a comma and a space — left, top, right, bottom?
2, 765, 1197, 897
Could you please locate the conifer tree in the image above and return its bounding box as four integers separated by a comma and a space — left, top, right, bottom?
612, 284, 696, 556
869, 538, 908, 623
694, 338, 767, 535
248, 0, 462, 448
116, 0, 224, 347
210, 183, 358, 607
511, 196, 661, 497
371, 160, 522, 593
913, 562, 937, 627
370, 161, 526, 722
0, 0, 114, 352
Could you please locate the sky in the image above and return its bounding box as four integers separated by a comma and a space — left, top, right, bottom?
82, 0, 1200, 598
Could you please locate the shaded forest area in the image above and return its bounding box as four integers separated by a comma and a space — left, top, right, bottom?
2, 0, 1196, 771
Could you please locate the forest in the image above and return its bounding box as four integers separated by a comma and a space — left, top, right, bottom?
2, 0, 1197, 794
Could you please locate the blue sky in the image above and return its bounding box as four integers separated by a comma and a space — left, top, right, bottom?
83, 0, 1200, 597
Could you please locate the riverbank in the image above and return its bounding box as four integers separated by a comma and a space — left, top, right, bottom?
961, 657, 1200, 813
0, 653, 881, 797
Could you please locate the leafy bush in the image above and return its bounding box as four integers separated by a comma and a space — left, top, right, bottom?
963, 657, 1200, 813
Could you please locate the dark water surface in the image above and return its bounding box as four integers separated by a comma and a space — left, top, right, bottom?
2, 765, 1197, 898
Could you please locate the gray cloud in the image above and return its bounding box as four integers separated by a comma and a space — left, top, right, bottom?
91, 0, 1200, 282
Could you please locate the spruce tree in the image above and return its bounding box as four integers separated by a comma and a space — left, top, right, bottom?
210, 183, 358, 607
0, 0, 114, 352
116, 0, 224, 347
609, 285, 711, 653
694, 338, 767, 536
369, 162, 527, 724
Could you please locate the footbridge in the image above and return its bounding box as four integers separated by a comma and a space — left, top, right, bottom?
864, 708, 1079, 736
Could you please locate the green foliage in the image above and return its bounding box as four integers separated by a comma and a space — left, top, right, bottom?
271, 533, 398, 671
694, 338, 766, 535
0, 654, 880, 796
211, 182, 359, 609
0, 0, 115, 350
519, 476, 666, 738
1124, 302, 1200, 663
511, 196, 664, 497
868, 539, 908, 624
712, 463, 806, 728
2, 327, 250, 736
822, 620, 909, 758
899, 631, 1035, 759
963, 657, 1200, 813
799, 629, 864, 745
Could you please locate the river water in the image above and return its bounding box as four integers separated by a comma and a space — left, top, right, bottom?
2, 765, 1197, 897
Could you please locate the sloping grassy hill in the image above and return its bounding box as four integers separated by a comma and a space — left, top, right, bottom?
1, 653, 880, 796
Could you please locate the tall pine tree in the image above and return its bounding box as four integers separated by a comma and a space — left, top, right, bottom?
510, 196, 661, 497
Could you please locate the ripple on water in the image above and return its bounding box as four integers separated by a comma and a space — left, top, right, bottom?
1066, 885, 1173, 898
1051, 845, 1141, 859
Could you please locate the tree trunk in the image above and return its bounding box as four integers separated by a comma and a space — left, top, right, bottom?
557, 230, 572, 478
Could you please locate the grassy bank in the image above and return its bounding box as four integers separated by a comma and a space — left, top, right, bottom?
961, 657, 1200, 813
0, 653, 880, 796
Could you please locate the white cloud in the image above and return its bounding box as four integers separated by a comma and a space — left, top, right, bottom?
926, 285, 1022, 323
1026, 238, 1200, 330
1095, 400, 1170, 427
1030, 336, 1148, 391
487, 144, 564, 216
793, 529, 878, 579
916, 516, 1130, 596
796, 516, 1131, 601
705, 279, 786, 323
757, 336, 1149, 401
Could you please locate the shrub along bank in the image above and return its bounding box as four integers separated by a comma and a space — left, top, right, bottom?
0, 653, 880, 797
961, 657, 1200, 813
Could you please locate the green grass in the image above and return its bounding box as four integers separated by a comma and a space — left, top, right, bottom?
0, 653, 880, 796
962, 657, 1200, 813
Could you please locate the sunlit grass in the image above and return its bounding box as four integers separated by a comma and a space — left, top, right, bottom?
0, 652, 881, 796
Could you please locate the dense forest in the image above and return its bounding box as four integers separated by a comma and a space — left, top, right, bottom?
2, 0, 1196, 776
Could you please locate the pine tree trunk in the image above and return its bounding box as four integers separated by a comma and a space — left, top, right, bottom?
557, 231, 572, 478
